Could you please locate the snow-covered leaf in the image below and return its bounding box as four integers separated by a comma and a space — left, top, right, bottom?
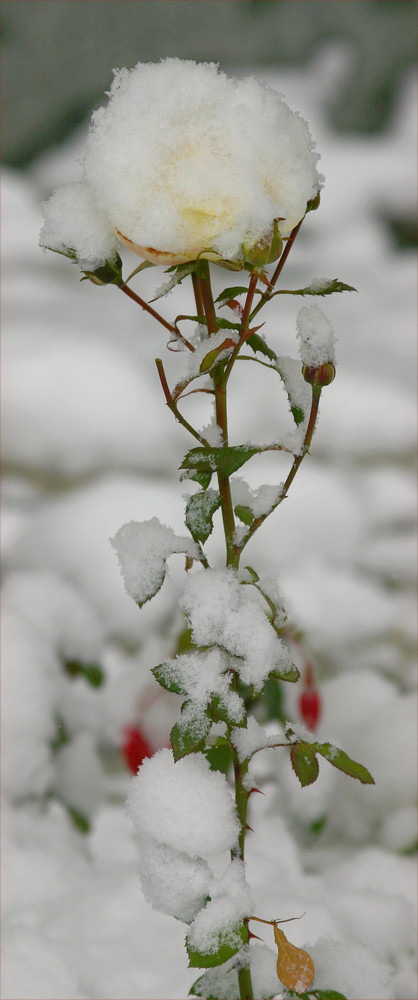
151, 662, 188, 696
187, 921, 248, 968
185, 490, 221, 544
212, 690, 247, 728
180, 446, 259, 482
278, 278, 357, 298
170, 701, 212, 761
111, 518, 199, 608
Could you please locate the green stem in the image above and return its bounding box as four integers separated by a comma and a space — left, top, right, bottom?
236, 385, 321, 558
248, 216, 304, 325
197, 266, 253, 999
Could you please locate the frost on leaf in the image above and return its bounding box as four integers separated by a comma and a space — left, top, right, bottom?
111, 517, 200, 607
185, 489, 221, 544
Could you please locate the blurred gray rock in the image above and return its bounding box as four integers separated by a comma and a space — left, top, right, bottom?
2, 0, 416, 166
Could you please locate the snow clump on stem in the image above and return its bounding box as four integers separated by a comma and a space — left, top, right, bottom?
40, 59, 322, 270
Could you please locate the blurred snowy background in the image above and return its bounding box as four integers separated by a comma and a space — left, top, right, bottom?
2, 2, 417, 998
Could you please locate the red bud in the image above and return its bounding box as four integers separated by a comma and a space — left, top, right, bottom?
121, 725, 153, 773
298, 690, 321, 731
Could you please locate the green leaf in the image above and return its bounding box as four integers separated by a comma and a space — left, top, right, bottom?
180, 446, 259, 481
187, 921, 248, 968
314, 742, 375, 785
291, 743, 319, 787
234, 505, 253, 526
215, 286, 249, 304
200, 338, 237, 374
271, 662, 300, 683
185, 490, 221, 544
170, 701, 212, 761
204, 741, 233, 775
291, 405, 305, 426
215, 318, 241, 331
247, 332, 277, 362
64, 660, 104, 687
151, 662, 188, 696
124, 259, 155, 283
151, 261, 199, 300
82, 664, 105, 687
67, 806, 91, 834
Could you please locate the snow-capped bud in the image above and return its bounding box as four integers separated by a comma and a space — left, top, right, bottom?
302, 362, 336, 387
243, 220, 283, 268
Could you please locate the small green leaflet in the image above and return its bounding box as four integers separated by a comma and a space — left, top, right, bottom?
187, 921, 248, 968
170, 701, 212, 761
234, 505, 254, 526
290, 743, 320, 787
64, 660, 105, 687
200, 338, 237, 374
151, 261, 199, 300
247, 332, 277, 362
314, 742, 375, 785
215, 286, 249, 304
185, 489, 221, 543
180, 445, 259, 481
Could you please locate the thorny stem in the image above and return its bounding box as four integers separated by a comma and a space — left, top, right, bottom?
235, 386, 321, 558
155, 358, 210, 446
119, 281, 178, 336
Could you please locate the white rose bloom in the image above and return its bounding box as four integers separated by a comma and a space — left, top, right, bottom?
40, 59, 322, 270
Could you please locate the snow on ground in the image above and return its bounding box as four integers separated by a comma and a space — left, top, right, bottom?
1, 54, 417, 999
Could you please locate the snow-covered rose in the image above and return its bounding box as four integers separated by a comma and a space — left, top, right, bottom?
40, 59, 321, 270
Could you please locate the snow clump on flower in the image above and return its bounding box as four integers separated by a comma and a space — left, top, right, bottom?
40, 59, 321, 269
296, 303, 336, 367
